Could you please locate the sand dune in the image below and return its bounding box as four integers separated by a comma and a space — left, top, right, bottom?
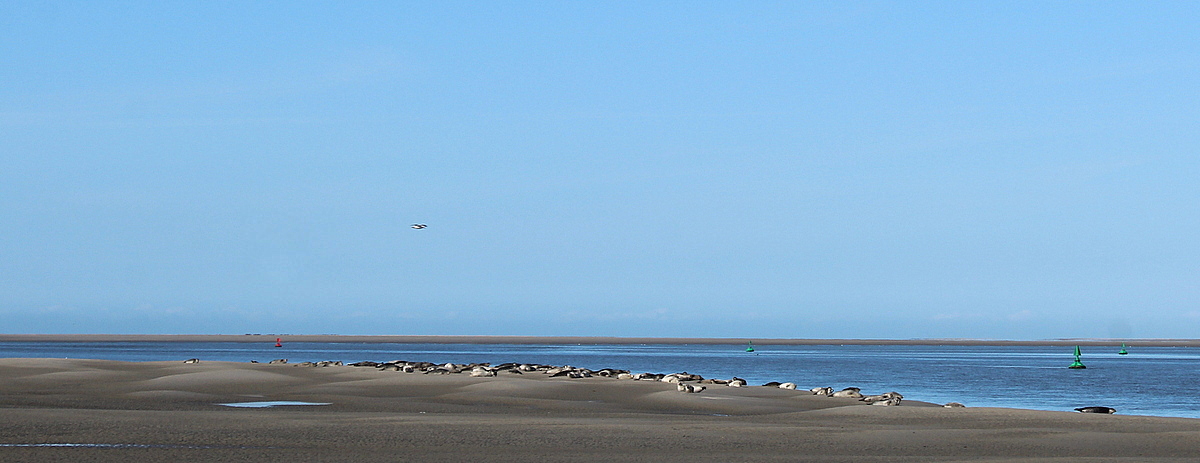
2, 358, 1200, 461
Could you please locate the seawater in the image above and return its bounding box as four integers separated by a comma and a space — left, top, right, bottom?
2, 342, 1198, 419
218, 401, 331, 408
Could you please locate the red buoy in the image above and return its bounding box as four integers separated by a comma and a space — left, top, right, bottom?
275, 338, 283, 347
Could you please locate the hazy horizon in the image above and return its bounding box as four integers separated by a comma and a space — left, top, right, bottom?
3, 2, 1198, 340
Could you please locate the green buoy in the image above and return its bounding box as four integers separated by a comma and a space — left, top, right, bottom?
1068, 345, 1086, 369
746, 341, 755, 353
1118, 343, 1128, 355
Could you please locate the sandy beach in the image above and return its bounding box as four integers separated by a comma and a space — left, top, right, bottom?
2, 358, 1200, 462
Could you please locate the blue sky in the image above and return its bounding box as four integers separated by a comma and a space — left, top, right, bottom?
2, 2, 1198, 339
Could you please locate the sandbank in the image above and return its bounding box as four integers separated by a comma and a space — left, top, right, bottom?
3, 358, 1200, 461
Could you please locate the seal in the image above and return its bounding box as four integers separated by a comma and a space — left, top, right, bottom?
183, 358, 199, 364
469, 367, 496, 377
1075, 406, 1116, 414
861, 391, 902, 403
871, 397, 902, 406
677, 383, 706, 393
832, 387, 863, 398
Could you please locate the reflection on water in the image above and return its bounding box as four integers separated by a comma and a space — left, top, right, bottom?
3, 341, 1200, 418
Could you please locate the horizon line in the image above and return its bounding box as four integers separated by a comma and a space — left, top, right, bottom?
0, 334, 1194, 347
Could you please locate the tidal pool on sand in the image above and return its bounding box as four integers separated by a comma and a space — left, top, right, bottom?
218, 401, 331, 408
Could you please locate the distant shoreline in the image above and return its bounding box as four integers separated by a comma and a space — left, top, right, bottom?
0, 333, 1196, 346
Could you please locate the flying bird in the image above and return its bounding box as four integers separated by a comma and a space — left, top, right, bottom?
411, 224, 427, 229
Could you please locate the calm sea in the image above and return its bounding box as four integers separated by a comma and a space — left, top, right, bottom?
2, 342, 1197, 419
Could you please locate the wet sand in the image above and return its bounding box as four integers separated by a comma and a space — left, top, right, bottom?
3, 358, 1200, 461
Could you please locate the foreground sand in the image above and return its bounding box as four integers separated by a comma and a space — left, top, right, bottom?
3, 359, 1200, 462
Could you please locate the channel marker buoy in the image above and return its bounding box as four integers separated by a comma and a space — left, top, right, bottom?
275, 338, 283, 348
1118, 343, 1128, 355
1068, 345, 1086, 369
746, 341, 755, 353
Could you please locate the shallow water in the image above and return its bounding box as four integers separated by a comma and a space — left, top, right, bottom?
218, 401, 331, 408
2, 341, 1198, 419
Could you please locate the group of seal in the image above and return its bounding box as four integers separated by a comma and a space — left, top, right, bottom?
292, 360, 343, 367
330, 359, 917, 406
805, 386, 905, 406
171, 356, 979, 409
180, 356, 987, 410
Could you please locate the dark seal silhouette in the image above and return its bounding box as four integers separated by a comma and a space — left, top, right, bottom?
1075, 406, 1116, 414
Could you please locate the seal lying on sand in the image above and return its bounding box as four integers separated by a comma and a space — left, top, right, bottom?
860, 391, 902, 404
871, 397, 903, 406
832, 387, 863, 398
677, 383, 706, 393
1076, 406, 1116, 414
